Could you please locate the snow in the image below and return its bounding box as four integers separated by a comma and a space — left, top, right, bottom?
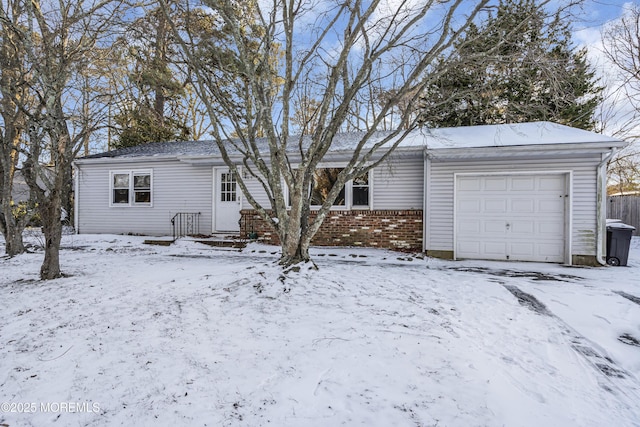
1, 233, 639, 426
386, 121, 625, 151
425, 121, 624, 149
78, 122, 625, 164
607, 222, 636, 231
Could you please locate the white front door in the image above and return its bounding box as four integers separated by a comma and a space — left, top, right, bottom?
214, 168, 241, 232
455, 173, 567, 263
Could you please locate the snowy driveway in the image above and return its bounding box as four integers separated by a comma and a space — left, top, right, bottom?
1, 235, 639, 426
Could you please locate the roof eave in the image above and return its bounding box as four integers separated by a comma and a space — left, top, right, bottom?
74, 155, 182, 165
426, 141, 627, 159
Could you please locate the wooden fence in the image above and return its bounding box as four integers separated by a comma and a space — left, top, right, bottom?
607, 195, 640, 235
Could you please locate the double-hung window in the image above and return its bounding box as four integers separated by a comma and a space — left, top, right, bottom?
110, 170, 152, 206
351, 172, 370, 208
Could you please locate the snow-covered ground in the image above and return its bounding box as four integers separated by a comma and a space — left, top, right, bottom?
1, 232, 639, 427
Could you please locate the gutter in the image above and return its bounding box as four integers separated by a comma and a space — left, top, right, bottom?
429, 141, 625, 160
596, 147, 619, 265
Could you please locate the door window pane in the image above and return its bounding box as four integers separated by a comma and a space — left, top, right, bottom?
220, 172, 237, 202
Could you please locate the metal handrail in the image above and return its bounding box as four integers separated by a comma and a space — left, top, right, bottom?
171, 212, 201, 241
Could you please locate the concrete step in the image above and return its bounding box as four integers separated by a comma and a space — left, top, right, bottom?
143, 239, 174, 246
194, 239, 247, 249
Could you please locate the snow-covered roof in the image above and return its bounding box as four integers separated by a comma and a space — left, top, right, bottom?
420, 121, 624, 149
78, 121, 625, 162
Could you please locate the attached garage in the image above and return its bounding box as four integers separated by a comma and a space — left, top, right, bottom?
423, 121, 627, 266
455, 173, 569, 263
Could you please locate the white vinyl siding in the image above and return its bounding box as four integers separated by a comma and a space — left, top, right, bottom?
373, 155, 424, 210
239, 154, 424, 211
240, 171, 271, 209
77, 161, 213, 236
426, 154, 601, 257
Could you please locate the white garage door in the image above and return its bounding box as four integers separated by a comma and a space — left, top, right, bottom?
455, 174, 567, 263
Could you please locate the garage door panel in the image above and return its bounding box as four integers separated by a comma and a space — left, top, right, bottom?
537, 243, 564, 257
511, 199, 535, 213
457, 241, 481, 257
459, 221, 481, 233
539, 176, 565, 190
509, 242, 535, 257
456, 174, 566, 263
483, 220, 507, 233
537, 220, 565, 234
483, 177, 508, 191
484, 199, 508, 212
458, 199, 481, 213
483, 242, 508, 255
510, 220, 535, 234
458, 177, 481, 191
511, 177, 536, 191
538, 198, 564, 213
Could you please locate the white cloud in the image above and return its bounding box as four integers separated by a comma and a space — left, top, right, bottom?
575, 3, 640, 140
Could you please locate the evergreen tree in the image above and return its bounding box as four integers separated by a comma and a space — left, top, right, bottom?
111, 5, 191, 149
417, 0, 602, 130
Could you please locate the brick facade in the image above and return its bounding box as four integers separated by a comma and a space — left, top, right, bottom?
240, 209, 423, 252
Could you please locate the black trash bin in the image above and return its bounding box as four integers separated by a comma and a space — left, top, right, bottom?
606, 222, 636, 266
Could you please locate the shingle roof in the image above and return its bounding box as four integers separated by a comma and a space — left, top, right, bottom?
80, 122, 625, 161
81, 140, 224, 159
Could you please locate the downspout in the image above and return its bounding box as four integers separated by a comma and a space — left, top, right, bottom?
596, 148, 619, 265
73, 162, 80, 234
422, 147, 429, 253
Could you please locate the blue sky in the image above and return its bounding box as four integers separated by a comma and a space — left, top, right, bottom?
573, 1, 638, 136
574, 1, 631, 53
585, 0, 632, 25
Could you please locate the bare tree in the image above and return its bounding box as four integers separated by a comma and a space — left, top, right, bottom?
601, 3, 640, 195
603, 4, 640, 120
608, 148, 640, 195
164, 0, 494, 267
1, 0, 123, 279
0, 0, 32, 256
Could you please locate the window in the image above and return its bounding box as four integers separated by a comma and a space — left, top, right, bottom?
311, 168, 345, 206
112, 173, 130, 204
220, 172, 237, 202
133, 173, 151, 203
287, 167, 371, 209
110, 170, 152, 206
352, 173, 370, 207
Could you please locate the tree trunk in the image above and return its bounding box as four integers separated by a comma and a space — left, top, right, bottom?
281, 234, 311, 266
2, 218, 25, 256
39, 198, 62, 280
0, 178, 25, 256
279, 190, 312, 266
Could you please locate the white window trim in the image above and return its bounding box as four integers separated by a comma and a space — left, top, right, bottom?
109, 169, 153, 207
284, 166, 372, 211
351, 170, 373, 210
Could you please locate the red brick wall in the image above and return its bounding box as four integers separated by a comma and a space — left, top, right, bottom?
240, 209, 423, 252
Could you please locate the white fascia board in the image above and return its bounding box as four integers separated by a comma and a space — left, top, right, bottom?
427, 142, 628, 160
177, 156, 240, 166
74, 156, 181, 165
178, 146, 424, 165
